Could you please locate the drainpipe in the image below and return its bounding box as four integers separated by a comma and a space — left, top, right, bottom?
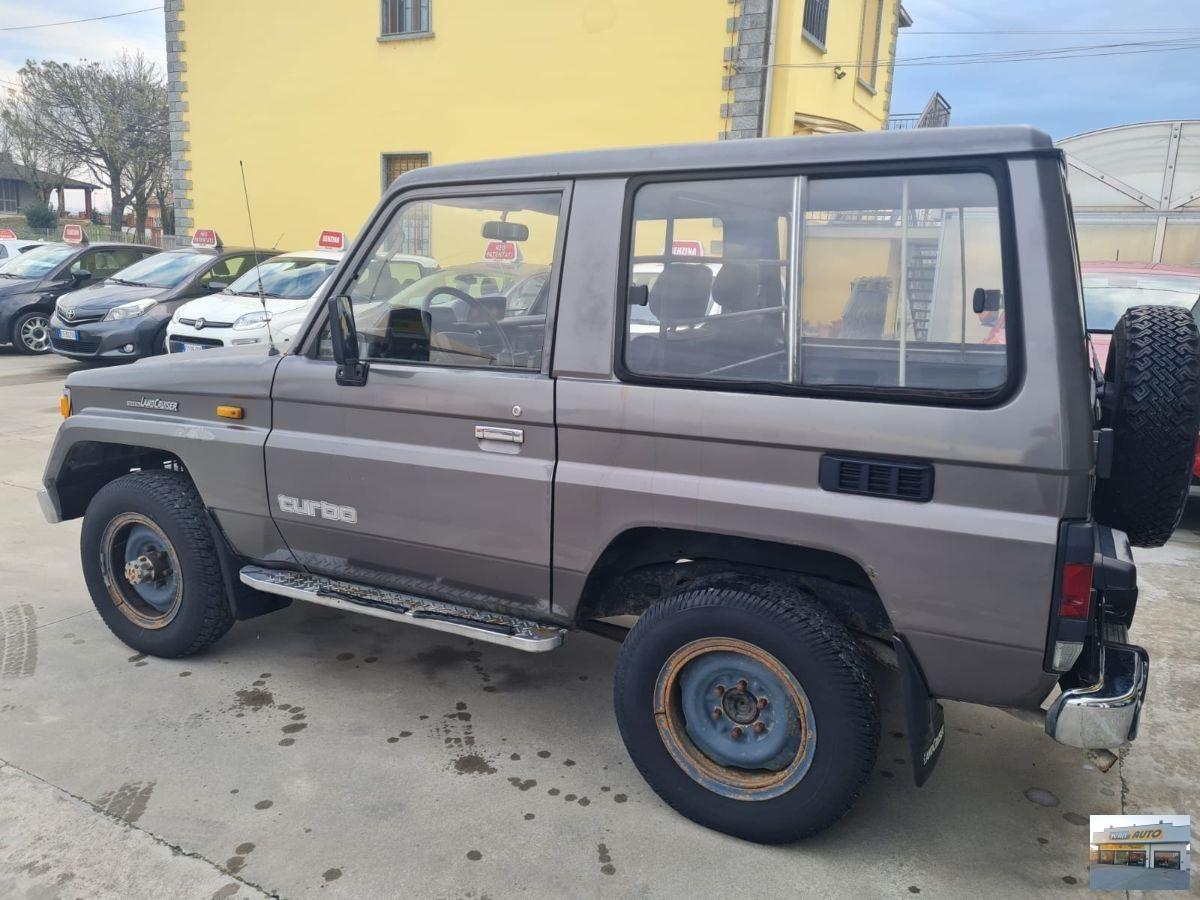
760, 0, 780, 137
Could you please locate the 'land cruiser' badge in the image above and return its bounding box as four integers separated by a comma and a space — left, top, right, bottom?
126, 396, 180, 412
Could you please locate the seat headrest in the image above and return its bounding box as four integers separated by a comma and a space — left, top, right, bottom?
712, 262, 784, 312
648, 263, 713, 325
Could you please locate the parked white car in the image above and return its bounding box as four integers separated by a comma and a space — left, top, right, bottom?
0, 239, 46, 261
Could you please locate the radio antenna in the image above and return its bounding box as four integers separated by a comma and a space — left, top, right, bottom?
239, 160, 277, 354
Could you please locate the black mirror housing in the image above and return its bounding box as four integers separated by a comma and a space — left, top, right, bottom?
481, 220, 529, 242
972, 287, 1003, 314
204, 280, 228, 293
326, 294, 368, 386
72, 269, 91, 282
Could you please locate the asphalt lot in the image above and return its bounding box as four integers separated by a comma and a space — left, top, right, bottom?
0, 349, 1197, 899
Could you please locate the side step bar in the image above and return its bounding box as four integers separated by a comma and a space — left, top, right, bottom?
239, 566, 565, 653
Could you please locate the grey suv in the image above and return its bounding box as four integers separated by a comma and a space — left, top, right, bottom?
39, 127, 1200, 843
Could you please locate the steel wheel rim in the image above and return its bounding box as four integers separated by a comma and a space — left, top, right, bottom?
20, 315, 51, 352
654, 637, 816, 801
99, 513, 183, 629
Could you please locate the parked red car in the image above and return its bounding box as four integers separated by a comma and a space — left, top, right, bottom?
1082, 262, 1200, 480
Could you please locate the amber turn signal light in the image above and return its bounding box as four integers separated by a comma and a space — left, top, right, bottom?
216, 405, 244, 420
59, 390, 71, 419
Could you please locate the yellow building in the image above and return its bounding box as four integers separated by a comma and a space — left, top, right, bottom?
165, 0, 913, 245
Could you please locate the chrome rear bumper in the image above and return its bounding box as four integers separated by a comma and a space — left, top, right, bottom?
1045, 642, 1148, 749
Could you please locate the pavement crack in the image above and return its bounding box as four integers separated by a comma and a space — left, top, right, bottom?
0, 480, 36, 493
0, 755, 287, 899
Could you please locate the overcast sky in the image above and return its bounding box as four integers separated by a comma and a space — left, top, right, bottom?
1, 2, 1198, 145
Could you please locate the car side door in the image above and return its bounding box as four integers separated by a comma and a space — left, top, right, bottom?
263, 182, 570, 619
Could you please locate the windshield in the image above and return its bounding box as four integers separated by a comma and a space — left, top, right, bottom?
107, 250, 212, 288
1082, 272, 1200, 331
227, 257, 337, 300
385, 264, 541, 308
0, 244, 75, 279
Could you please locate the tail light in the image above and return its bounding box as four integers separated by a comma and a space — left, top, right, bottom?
1059, 562, 1093, 619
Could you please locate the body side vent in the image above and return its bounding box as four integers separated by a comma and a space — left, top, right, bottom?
818, 454, 934, 502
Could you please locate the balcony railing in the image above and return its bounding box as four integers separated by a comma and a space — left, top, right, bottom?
887, 92, 952, 130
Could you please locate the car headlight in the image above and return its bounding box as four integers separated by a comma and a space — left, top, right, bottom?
103, 298, 158, 321
233, 310, 272, 330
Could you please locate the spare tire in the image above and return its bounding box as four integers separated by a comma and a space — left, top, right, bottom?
1094, 305, 1200, 547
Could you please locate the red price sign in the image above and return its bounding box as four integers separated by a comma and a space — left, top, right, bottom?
191, 228, 220, 248
671, 240, 704, 257
62, 223, 86, 244
317, 229, 346, 251
484, 241, 518, 261
0, 228, 16, 240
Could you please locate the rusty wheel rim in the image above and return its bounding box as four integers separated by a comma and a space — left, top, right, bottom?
653, 637, 815, 801
99, 513, 183, 629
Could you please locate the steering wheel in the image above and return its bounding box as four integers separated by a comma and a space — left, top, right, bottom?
420, 286, 515, 366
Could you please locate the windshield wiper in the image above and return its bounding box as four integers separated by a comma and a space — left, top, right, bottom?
109, 277, 145, 287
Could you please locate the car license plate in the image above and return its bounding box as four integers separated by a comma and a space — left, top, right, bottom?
56, 328, 79, 341
171, 341, 207, 353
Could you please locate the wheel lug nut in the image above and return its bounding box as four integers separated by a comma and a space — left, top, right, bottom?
753, 722, 766, 734
757, 697, 768, 709
737, 680, 748, 691
731, 727, 743, 739
715, 685, 726, 697
711, 708, 722, 720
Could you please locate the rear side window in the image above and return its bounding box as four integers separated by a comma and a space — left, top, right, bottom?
621, 171, 1010, 399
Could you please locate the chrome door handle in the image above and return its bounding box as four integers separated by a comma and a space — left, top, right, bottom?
475, 425, 524, 444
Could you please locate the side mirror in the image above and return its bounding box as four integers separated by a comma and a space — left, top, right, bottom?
972, 288, 1003, 314
204, 280, 228, 293
71, 269, 92, 283
326, 294, 368, 386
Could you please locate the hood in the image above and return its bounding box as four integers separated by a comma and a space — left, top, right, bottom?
0, 275, 41, 298
58, 280, 169, 313
1088, 332, 1112, 374
174, 292, 309, 323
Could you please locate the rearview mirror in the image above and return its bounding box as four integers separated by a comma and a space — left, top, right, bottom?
204, 280, 228, 293
326, 294, 368, 386
481, 220, 529, 242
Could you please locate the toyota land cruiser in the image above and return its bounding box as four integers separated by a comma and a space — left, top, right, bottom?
38, 126, 1200, 844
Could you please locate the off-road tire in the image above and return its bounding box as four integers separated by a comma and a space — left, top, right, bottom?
81, 470, 235, 656
613, 581, 879, 844
1095, 305, 1200, 547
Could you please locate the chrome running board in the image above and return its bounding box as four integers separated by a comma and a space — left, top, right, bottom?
239, 566, 565, 653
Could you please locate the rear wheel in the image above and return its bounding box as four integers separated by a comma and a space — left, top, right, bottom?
613, 581, 879, 843
12, 310, 51, 354
81, 471, 235, 657
1095, 305, 1200, 547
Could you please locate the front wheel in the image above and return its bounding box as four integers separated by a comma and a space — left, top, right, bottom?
12, 310, 52, 354
614, 582, 879, 844
81, 470, 235, 657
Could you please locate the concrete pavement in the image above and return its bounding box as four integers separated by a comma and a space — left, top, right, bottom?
0, 349, 1197, 899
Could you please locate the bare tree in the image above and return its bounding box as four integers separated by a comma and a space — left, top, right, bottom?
14, 52, 169, 238
0, 90, 80, 206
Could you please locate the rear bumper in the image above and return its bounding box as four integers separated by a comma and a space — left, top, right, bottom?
1045, 640, 1148, 749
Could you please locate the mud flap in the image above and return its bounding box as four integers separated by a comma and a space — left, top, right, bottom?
893, 635, 945, 787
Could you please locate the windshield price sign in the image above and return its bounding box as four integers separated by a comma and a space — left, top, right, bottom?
671, 240, 704, 257
62, 223, 87, 244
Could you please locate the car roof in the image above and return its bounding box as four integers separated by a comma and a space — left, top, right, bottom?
1081, 261, 1200, 278
268, 249, 345, 262
389, 125, 1055, 195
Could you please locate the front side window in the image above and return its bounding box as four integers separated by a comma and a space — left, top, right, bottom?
381, 0, 430, 36
75, 248, 148, 279
621, 171, 1010, 399
329, 191, 562, 371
